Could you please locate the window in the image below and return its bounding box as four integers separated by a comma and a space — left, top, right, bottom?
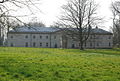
90, 43, 92, 47
72, 44, 75, 48
54, 36, 56, 39
33, 42, 36, 47
97, 43, 99, 46
40, 36, 42, 39
33, 36, 36, 39
40, 43, 42, 47
46, 36, 48, 39
109, 42, 111, 46
11, 36, 13, 38
79, 43, 80, 46
11, 43, 13, 47
109, 36, 111, 39
84, 42, 86, 47
55, 44, 57, 48
46, 43, 48, 47
25, 42, 28, 47
25, 35, 28, 38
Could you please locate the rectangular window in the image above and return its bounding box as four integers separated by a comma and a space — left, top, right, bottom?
55, 43, 57, 48
72, 44, 75, 48
25, 35, 28, 38
109, 42, 111, 46
46, 43, 48, 47
25, 42, 28, 47
46, 36, 48, 39
97, 43, 99, 46
11, 36, 13, 38
40, 36, 42, 39
90, 43, 92, 47
11, 43, 13, 47
85, 42, 86, 47
33, 42, 36, 47
40, 43, 42, 46
54, 36, 56, 39
109, 36, 111, 39
33, 36, 36, 39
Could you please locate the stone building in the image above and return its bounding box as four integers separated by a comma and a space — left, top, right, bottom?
7, 27, 113, 49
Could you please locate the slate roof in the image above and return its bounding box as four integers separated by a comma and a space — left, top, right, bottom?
91, 28, 112, 34
9, 27, 60, 33
9, 26, 112, 34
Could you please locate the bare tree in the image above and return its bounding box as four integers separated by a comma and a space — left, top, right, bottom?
7, 18, 23, 31
0, 0, 41, 29
111, 1, 120, 47
0, 0, 41, 46
58, 0, 99, 50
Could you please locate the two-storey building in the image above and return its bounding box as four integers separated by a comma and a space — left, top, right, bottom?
7, 27, 113, 48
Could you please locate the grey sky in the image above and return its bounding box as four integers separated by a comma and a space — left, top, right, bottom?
9, 0, 118, 30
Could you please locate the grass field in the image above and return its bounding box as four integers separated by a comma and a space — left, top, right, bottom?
0, 47, 120, 81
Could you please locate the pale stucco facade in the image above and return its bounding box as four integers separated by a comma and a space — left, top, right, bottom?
7, 33, 62, 48
7, 27, 113, 49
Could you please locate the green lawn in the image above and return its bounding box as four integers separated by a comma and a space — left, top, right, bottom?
0, 47, 120, 81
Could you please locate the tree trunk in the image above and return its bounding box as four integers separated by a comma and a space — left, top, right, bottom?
78, 29, 84, 50
79, 38, 84, 50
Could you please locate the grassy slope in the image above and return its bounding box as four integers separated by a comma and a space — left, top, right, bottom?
0, 47, 120, 81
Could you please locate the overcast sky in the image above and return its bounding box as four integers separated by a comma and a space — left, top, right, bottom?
10, 0, 118, 30
38, 0, 117, 30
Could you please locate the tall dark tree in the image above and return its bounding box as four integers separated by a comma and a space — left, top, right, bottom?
111, 1, 120, 47
58, 0, 99, 50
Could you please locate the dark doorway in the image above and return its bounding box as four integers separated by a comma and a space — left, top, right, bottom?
55, 44, 57, 48
72, 44, 75, 48
25, 42, 28, 47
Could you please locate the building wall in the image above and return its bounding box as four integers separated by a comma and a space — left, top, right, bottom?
87, 34, 113, 48
63, 34, 113, 49
7, 33, 62, 48
7, 32, 113, 49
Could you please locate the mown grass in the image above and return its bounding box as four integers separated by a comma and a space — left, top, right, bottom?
0, 47, 120, 81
